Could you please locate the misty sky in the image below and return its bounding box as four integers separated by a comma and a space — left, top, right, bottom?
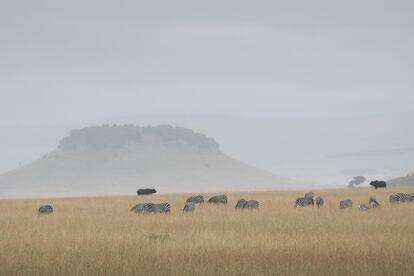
1, 1, 413, 183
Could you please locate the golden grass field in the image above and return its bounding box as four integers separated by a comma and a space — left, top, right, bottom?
1, 187, 414, 276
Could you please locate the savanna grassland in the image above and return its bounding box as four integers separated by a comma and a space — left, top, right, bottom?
1, 187, 414, 276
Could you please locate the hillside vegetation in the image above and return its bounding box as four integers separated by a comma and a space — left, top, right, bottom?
59, 125, 220, 150
1, 187, 414, 275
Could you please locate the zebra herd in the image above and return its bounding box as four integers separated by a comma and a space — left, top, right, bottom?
294, 191, 414, 210
36, 191, 414, 215
130, 194, 260, 215
294, 192, 324, 208
130, 194, 260, 214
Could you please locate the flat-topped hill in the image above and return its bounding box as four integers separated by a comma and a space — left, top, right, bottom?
0, 125, 302, 198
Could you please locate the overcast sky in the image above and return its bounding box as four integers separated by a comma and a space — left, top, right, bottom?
1, 1, 413, 182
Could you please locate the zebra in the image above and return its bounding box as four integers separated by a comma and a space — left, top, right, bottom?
305, 192, 314, 199
339, 199, 353, 209
183, 202, 195, 213
244, 200, 259, 209
186, 195, 204, 204
152, 203, 171, 214
38, 205, 53, 215
358, 204, 371, 211
389, 193, 414, 204
369, 197, 380, 208
315, 196, 324, 208
304, 192, 315, 206
294, 197, 313, 208
235, 199, 247, 209
208, 195, 227, 205
130, 203, 154, 214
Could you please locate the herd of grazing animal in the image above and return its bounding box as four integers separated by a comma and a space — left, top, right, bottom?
37, 181, 414, 215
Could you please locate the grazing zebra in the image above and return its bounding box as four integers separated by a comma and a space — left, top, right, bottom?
152, 203, 171, 213
358, 204, 371, 211
389, 193, 414, 204
235, 199, 247, 209
186, 195, 204, 204
244, 200, 259, 209
183, 202, 195, 213
339, 199, 353, 209
315, 196, 324, 208
369, 197, 380, 208
130, 203, 154, 214
38, 205, 53, 215
208, 195, 228, 205
304, 192, 315, 206
305, 192, 314, 199
294, 197, 313, 208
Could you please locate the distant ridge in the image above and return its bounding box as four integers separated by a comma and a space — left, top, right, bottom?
389, 172, 414, 187
0, 125, 303, 198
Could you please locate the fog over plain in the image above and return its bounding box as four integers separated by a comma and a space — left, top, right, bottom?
1, 1, 413, 186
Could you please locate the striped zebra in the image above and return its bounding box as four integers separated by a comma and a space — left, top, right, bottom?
339, 199, 353, 209
315, 197, 324, 208
130, 203, 171, 214
294, 197, 313, 207
130, 203, 154, 214
389, 193, 414, 204
235, 199, 247, 209
152, 203, 171, 213
183, 202, 195, 213
304, 192, 315, 206
208, 195, 227, 205
186, 195, 204, 204
369, 197, 380, 208
38, 205, 53, 215
244, 200, 259, 209
305, 192, 314, 199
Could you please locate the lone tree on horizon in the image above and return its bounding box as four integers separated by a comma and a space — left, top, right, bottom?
347, 176, 366, 188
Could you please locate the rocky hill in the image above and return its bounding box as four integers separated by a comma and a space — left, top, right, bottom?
0, 125, 302, 198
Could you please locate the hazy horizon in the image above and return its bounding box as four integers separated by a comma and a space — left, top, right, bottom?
1, 1, 413, 187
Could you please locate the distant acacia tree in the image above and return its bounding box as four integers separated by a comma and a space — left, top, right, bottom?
347, 176, 366, 188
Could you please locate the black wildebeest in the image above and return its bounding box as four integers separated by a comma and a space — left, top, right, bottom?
137, 188, 157, 196
369, 180, 386, 189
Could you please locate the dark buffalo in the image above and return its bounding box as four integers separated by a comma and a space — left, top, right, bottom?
38, 205, 53, 215
137, 188, 157, 195
369, 181, 386, 189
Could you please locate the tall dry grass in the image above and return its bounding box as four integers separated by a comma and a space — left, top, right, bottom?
1, 187, 414, 275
